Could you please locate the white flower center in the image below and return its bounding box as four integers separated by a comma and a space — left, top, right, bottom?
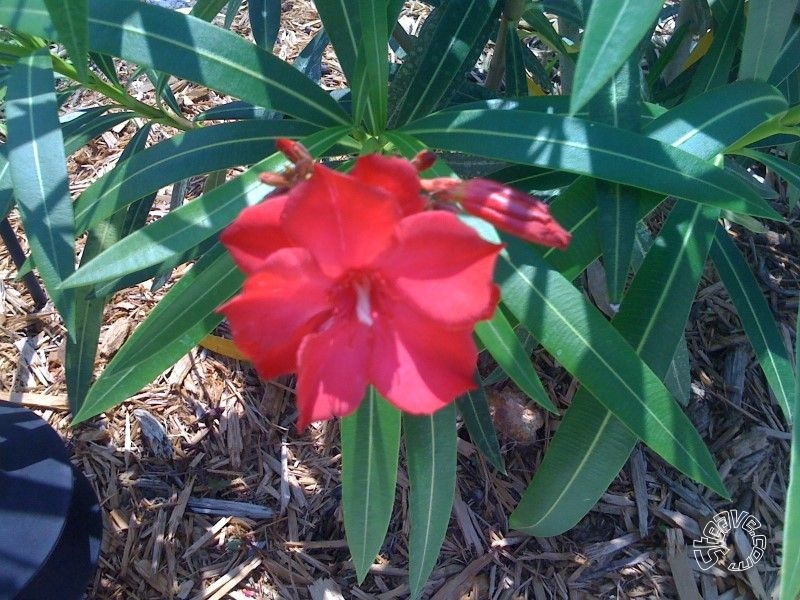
354, 280, 374, 326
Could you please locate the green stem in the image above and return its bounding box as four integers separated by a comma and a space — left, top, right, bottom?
0, 42, 195, 130
486, 0, 524, 91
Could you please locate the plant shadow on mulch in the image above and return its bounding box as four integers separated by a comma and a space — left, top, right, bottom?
1, 2, 799, 599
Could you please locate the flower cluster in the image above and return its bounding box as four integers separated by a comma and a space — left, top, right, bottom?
219, 140, 569, 427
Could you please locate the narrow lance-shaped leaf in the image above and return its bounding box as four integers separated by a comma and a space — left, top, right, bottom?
735, 148, 800, 192
504, 22, 528, 98
503, 81, 789, 533
404, 404, 458, 600
496, 247, 727, 498
710, 229, 796, 423
43, 0, 89, 81
474, 307, 556, 412
456, 383, 505, 473
72, 242, 242, 423
402, 109, 780, 219
248, 0, 280, 51
341, 388, 401, 583
685, 0, 744, 98
738, 0, 798, 82
6, 49, 75, 329
570, 0, 663, 113
73, 119, 319, 234
2, 0, 350, 128
509, 202, 724, 535
778, 307, 800, 600
66, 123, 152, 414
388, 0, 501, 127
587, 55, 643, 303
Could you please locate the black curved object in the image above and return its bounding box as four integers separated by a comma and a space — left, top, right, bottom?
0, 401, 102, 600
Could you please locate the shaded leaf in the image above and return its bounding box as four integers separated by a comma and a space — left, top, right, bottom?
341, 389, 401, 583
72, 242, 242, 423
496, 243, 727, 498
5, 49, 75, 329
710, 230, 796, 422
404, 404, 458, 600
457, 384, 505, 473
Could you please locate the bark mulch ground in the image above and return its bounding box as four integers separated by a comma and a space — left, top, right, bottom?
1, 2, 798, 598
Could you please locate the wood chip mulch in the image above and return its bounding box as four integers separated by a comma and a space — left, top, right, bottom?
1, 2, 798, 599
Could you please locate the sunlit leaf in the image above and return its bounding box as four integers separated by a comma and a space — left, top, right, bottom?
1, 0, 350, 127
509, 202, 724, 535
570, 0, 663, 113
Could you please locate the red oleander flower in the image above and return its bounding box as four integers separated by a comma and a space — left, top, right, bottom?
219, 142, 503, 427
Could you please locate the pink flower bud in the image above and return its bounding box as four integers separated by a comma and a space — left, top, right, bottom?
422, 178, 571, 250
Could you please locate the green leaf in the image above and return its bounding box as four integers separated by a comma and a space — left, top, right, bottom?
735, 148, 800, 191
404, 404, 457, 600
402, 108, 780, 218
387, 0, 501, 126
89, 51, 120, 85
72, 242, 242, 423
504, 24, 527, 98
710, 229, 796, 423
62, 109, 135, 155
497, 242, 727, 498
341, 388, 401, 583
248, 0, 280, 50
521, 4, 574, 58
314, 0, 360, 83
456, 384, 505, 473
664, 335, 691, 407
768, 14, 800, 89
43, 0, 89, 81
569, 0, 663, 113
587, 55, 643, 302
685, 0, 744, 98
474, 307, 556, 412
528, 80, 787, 281
66, 123, 152, 414
73, 119, 319, 234
62, 126, 348, 288
509, 201, 725, 535
738, 0, 798, 81
2, 0, 350, 127
75, 120, 316, 233
354, 0, 389, 132
5, 49, 75, 329
0, 154, 14, 219
190, 0, 229, 21
594, 182, 638, 302
778, 307, 800, 600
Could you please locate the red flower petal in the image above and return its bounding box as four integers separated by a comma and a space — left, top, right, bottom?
295, 320, 372, 428
370, 304, 478, 414
281, 164, 402, 278
220, 194, 293, 274
218, 248, 332, 380
350, 154, 426, 216
376, 211, 502, 327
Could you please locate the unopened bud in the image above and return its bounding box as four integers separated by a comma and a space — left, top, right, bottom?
422, 178, 571, 250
